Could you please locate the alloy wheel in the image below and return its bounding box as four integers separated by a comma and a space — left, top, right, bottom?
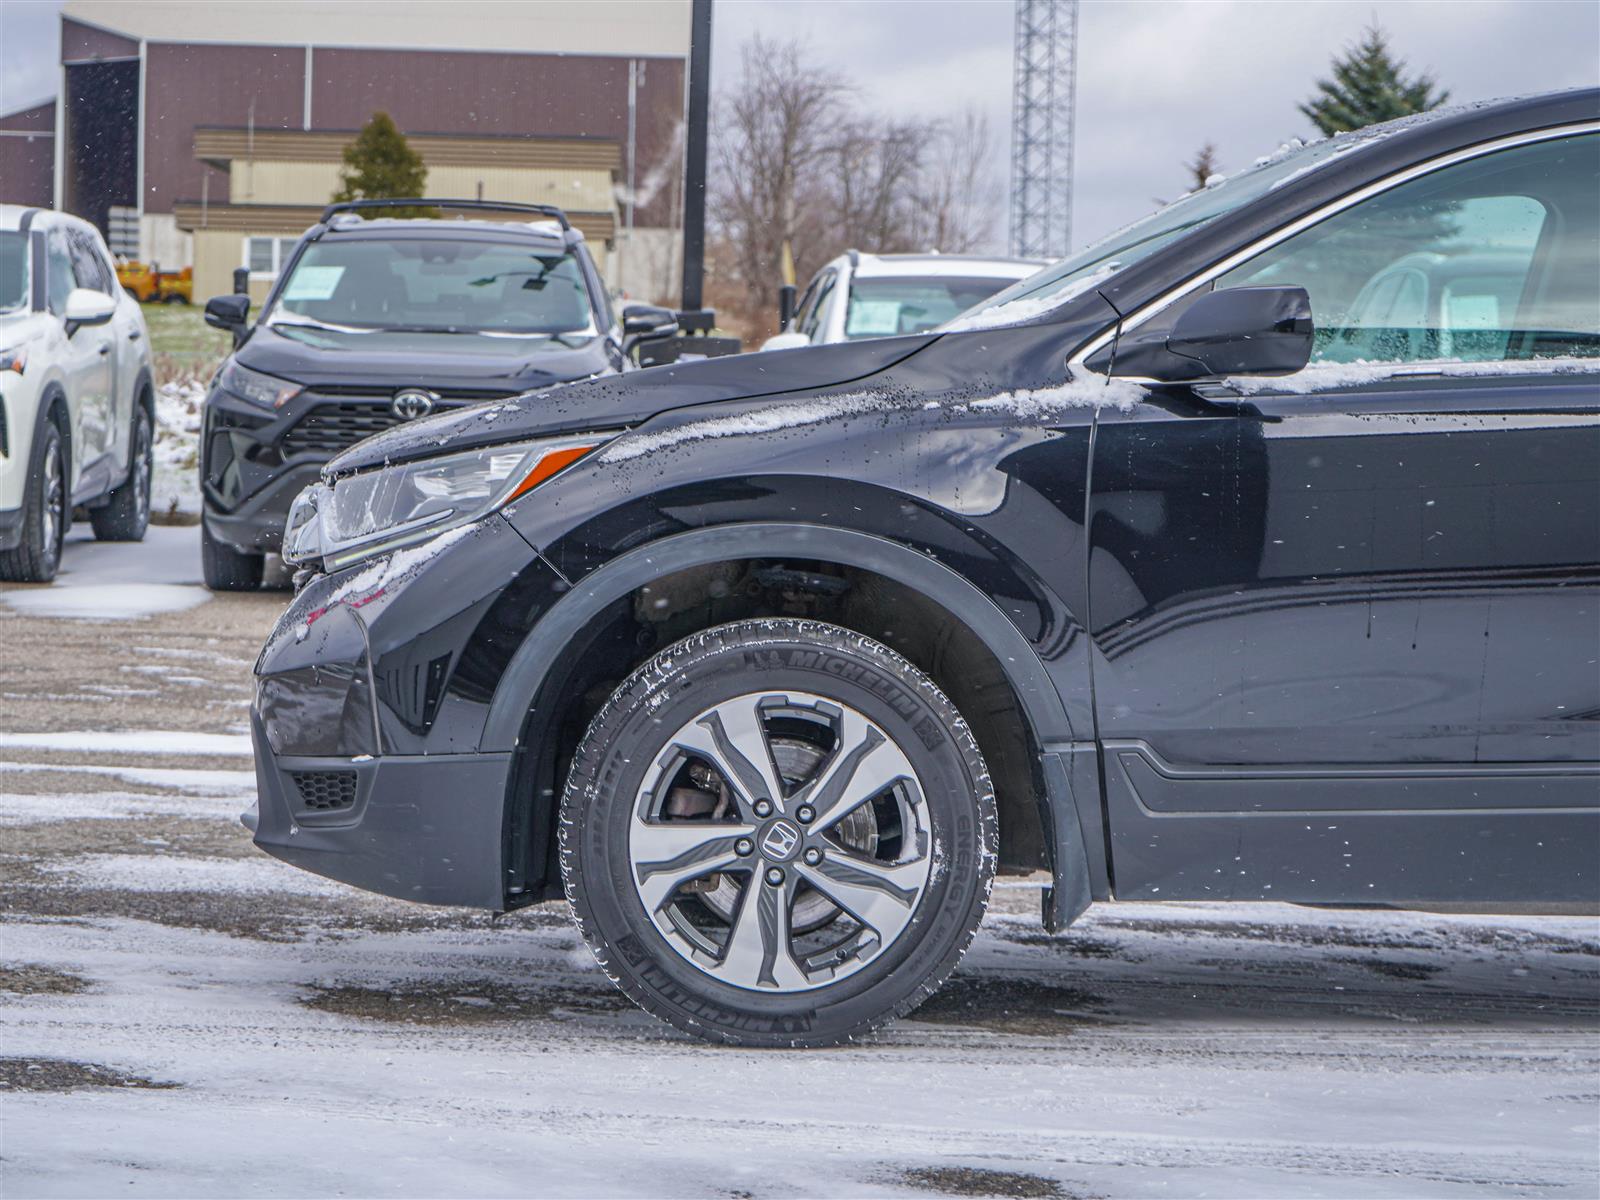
627, 691, 932, 992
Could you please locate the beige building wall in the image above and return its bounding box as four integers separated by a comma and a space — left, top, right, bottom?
227, 160, 616, 215
193, 229, 277, 305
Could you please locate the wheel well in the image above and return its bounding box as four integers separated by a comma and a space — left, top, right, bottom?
44, 388, 70, 477
505, 557, 1049, 906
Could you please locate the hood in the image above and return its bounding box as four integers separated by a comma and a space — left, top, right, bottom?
325, 332, 940, 476
0, 310, 51, 347
236, 321, 614, 391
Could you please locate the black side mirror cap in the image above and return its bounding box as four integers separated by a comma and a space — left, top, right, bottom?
204, 293, 251, 332
621, 303, 679, 340
1102, 285, 1314, 382
1168, 285, 1313, 377
777, 283, 798, 331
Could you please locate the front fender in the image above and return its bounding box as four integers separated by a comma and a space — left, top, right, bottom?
482, 522, 1105, 925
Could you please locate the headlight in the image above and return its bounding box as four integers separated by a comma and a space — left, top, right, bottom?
283, 433, 610, 571
216, 360, 303, 410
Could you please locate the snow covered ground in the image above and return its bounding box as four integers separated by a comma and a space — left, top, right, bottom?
152, 379, 205, 522
1, 518, 1597, 1199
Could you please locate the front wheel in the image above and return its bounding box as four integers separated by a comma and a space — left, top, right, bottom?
0, 421, 66, 583
560, 619, 997, 1047
201, 522, 263, 591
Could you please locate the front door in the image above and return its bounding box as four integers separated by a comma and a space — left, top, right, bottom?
1088, 128, 1600, 904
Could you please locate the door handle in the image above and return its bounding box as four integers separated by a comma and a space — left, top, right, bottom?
128, 329, 142, 341
98, 343, 111, 356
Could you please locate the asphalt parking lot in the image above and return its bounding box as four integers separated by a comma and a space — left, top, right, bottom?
2, 529, 1597, 1199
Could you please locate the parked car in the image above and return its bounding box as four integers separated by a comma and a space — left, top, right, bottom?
251, 90, 1599, 1047
198, 199, 676, 591
760, 251, 1046, 350
0, 206, 155, 582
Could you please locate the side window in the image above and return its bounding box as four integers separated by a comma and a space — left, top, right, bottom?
67, 230, 113, 294
1218, 132, 1599, 364
45, 229, 76, 317
801, 271, 837, 339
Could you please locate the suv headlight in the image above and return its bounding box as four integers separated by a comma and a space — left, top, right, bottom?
216, 360, 303, 410
283, 433, 609, 571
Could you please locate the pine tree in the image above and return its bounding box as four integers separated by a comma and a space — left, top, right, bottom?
1300, 23, 1448, 136
332, 112, 431, 216
1186, 143, 1220, 192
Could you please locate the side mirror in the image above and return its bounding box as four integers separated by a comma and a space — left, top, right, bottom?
621, 303, 679, 340
777, 283, 798, 331
205, 293, 251, 341
63, 288, 116, 337
1104, 285, 1314, 382
759, 331, 811, 353
1166, 286, 1313, 377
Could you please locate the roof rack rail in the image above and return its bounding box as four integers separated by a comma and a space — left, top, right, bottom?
318, 198, 573, 232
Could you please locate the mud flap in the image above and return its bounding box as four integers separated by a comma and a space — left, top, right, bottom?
1039, 747, 1104, 932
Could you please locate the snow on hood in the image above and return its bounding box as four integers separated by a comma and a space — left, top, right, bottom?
597, 371, 1145, 464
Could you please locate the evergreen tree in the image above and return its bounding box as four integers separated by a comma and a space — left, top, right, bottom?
1186, 142, 1220, 192
332, 112, 431, 216
1300, 23, 1448, 135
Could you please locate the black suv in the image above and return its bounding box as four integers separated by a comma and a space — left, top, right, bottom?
250, 91, 1599, 1046
198, 200, 675, 590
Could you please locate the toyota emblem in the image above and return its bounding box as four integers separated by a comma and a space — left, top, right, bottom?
391, 388, 438, 420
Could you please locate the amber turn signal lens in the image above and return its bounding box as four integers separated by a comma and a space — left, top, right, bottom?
505, 443, 598, 503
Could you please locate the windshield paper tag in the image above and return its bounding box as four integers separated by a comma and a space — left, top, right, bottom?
282, 266, 345, 302
846, 300, 901, 337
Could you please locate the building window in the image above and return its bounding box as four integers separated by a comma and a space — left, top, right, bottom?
243, 237, 299, 279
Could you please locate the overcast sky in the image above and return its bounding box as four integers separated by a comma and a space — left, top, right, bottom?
5, 0, 1597, 248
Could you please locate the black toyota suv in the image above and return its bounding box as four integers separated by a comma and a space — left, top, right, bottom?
198, 200, 676, 590
250, 91, 1599, 1047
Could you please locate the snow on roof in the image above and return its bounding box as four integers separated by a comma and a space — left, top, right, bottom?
850, 253, 1049, 280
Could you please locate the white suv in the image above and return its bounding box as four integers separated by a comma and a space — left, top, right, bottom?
761, 251, 1048, 350
0, 206, 154, 582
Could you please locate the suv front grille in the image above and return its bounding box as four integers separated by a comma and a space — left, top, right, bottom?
279, 389, 520, 458
280, 401, 410, 457
290, 770, 358, 812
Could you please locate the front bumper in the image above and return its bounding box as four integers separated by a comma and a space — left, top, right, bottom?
249, 511, 563, 908
248, 711, 512, 909
204, 462, 322, 554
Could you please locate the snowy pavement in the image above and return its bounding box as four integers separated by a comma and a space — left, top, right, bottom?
1, 529, 1598, 1198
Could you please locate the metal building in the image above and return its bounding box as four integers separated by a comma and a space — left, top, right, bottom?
0, 1, 694, 304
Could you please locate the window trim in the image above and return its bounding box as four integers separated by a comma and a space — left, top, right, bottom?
1070, 121, 1600, 383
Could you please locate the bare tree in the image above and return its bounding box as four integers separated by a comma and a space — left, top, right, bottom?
711, 36, 845, 317
709, 38, 1003, 337
913, 107, 999, 254
1186, 142, 1221, 192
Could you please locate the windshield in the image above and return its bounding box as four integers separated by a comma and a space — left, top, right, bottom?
0, 232, 27, 316
845, 275, 1023, 339
270, 237, 596, 336
950, 135, 1372, 329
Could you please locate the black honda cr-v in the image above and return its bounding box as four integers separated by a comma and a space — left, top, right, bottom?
198, 200, 675, 590
250, 90, 1599, 1046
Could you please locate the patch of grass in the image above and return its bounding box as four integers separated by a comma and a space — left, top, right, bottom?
0, 1057, 178, 1092
899, 1166, 1073, 1199
0, 963, 91, 996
